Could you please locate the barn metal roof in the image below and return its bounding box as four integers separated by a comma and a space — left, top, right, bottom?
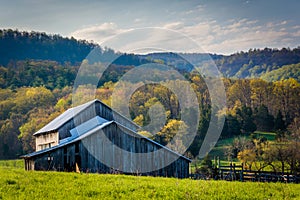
25, 99, 191, 162
34, 100, 97, 135
22, 117, 191, 162
22, 117, 113, 158
60, 116, 109, 143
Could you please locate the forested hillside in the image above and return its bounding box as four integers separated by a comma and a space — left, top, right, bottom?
215, 47, 300, 78
0, 30, 299, 161
1, 75, 299, 159
0, 29, 95, 65
260, 63, 300, 82
142, 48, 300, 80
1, 29, 300, 80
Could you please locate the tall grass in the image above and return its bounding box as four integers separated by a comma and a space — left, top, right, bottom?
0, 159, 24, 169
0, 161, 299, 199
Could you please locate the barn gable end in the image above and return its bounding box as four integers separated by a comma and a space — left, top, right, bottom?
22, 99, 191, 178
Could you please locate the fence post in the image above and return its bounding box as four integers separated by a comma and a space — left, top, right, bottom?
214, 156, 217, 169
218, 156, 221, 176
233, 163, 236, 181
240, 164, 244, 182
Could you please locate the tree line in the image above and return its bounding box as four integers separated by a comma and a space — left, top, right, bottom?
0, 71, 299, 160
0, 29, 299, 165
0, 29, 95, 65
1, 29, 300, 81
215, 47, 300, 78
224, 119, 300, 175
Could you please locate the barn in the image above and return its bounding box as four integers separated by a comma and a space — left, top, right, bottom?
21, 99, 191, 178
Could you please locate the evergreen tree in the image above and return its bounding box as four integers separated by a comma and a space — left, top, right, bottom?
237, 106, 257, 134
221, 114, 241, 138
274, 110, 286, 131
254, 105, 274, 131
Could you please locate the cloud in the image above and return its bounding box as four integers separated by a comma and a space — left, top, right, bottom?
70, 22, 125, 44
292, 25, 300, 29
183, 4, 205, 15
134, 18, 142, 23
71, 22, 201, 53
105, 28, 201, 54
292, 30, 300, 37
160, 18, 297, 54
70, 18, 299, 55
208, 29, 288, 54
281, 21, 287, 25
208, 20, 292, 53
163, 22, 184, 30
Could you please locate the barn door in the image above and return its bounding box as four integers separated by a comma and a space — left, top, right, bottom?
75, 143, 81, 172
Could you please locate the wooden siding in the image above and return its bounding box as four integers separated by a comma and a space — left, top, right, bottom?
94, 101, 139, 131
56, 101, 139, 141
35, 132, 59, 151
27, 100, 189, 178
27, 123, 189, 178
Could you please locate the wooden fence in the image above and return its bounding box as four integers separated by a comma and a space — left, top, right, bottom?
190, 161, 300, 183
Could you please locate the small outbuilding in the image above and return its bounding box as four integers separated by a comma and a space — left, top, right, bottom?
22, 99, 190, 178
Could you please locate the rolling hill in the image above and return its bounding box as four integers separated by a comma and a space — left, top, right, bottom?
1, 29, 300, 82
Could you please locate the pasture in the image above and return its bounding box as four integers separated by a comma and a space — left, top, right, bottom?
0, 160, 299, 199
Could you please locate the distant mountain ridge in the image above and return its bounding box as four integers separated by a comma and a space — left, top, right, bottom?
0, 29, 96, 65
214, 47, 300, 79
260, 63, 300, 82
1, 29, 300, 82
140, 48, 300, 82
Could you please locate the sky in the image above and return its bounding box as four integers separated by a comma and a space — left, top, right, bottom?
1, 0, 300, 54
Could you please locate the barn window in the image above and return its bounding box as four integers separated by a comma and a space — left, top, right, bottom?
35, 132, 59, 151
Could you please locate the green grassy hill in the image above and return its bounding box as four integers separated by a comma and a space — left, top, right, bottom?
260, 63, 300, 82
208, 131, 277, 161
0, 160, 299, 199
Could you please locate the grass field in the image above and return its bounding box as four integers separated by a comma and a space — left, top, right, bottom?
208, 131, 277, 160
253, 131, 277, 141
0, 160, 299, 199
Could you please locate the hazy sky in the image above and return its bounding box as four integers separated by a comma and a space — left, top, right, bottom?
1, 0, 300, 54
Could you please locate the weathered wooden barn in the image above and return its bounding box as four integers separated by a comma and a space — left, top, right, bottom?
22, 99, 190, 178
